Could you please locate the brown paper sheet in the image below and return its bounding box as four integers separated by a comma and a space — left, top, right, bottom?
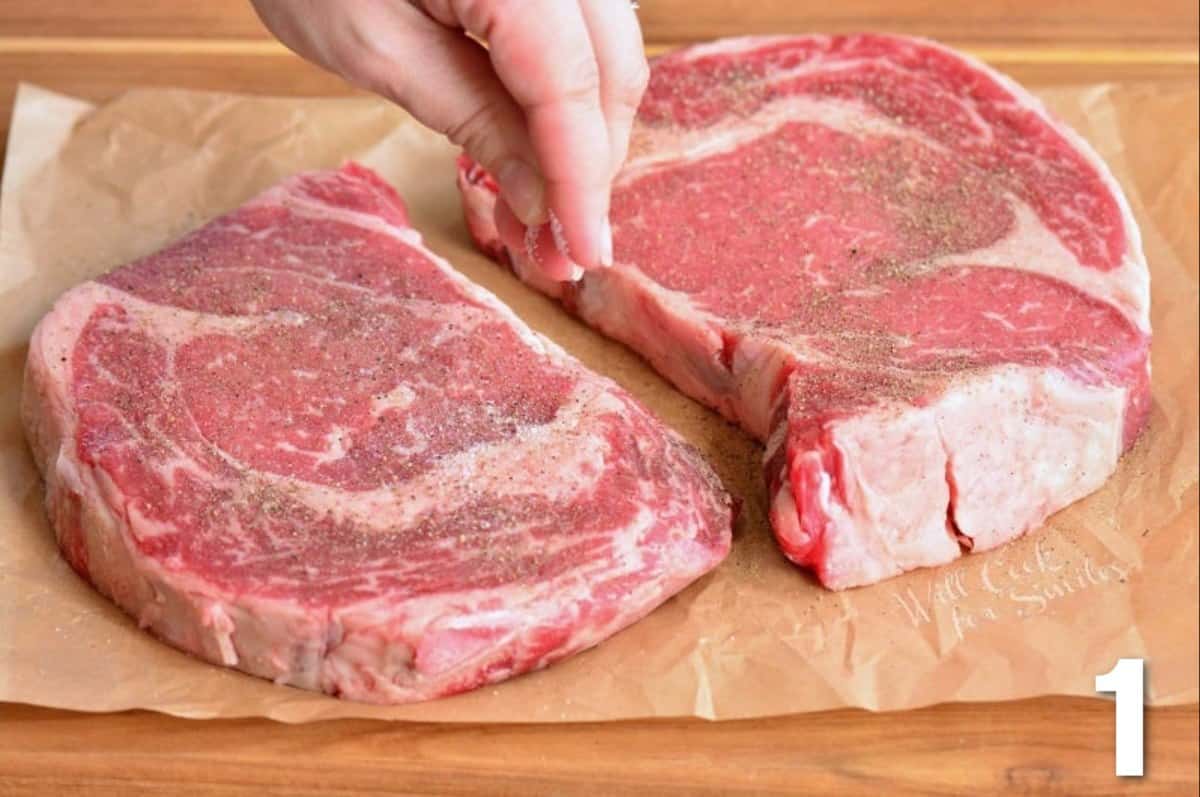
0, 81, 1196, 723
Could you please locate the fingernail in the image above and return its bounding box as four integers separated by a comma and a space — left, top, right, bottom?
495, 159, 546, 226
599, 216, 613, 267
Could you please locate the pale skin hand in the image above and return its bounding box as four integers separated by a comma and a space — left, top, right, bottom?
251, 0, 649, 278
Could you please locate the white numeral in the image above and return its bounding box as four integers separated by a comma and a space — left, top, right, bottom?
1095, 658, 1144, 777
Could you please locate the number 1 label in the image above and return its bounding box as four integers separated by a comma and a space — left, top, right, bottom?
1095, 658, 1144, 777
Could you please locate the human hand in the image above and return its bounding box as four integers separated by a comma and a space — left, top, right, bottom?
251, 0, 649, 278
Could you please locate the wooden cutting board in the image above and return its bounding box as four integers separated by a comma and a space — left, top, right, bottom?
0, 2, 1196, 794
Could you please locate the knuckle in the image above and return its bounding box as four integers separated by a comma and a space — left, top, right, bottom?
444, 102, 503, 160
553, 55, 602, 107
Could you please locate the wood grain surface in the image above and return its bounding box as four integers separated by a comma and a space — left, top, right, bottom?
2, 0, 1197, 46
0, 2, 1197, 794
0, 699, 1196, 795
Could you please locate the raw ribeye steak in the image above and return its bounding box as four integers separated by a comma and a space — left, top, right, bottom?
458, 34, 1151, 590
22, 163, 732, 703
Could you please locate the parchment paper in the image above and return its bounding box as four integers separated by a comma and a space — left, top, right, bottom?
0, 81, 1195, 723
